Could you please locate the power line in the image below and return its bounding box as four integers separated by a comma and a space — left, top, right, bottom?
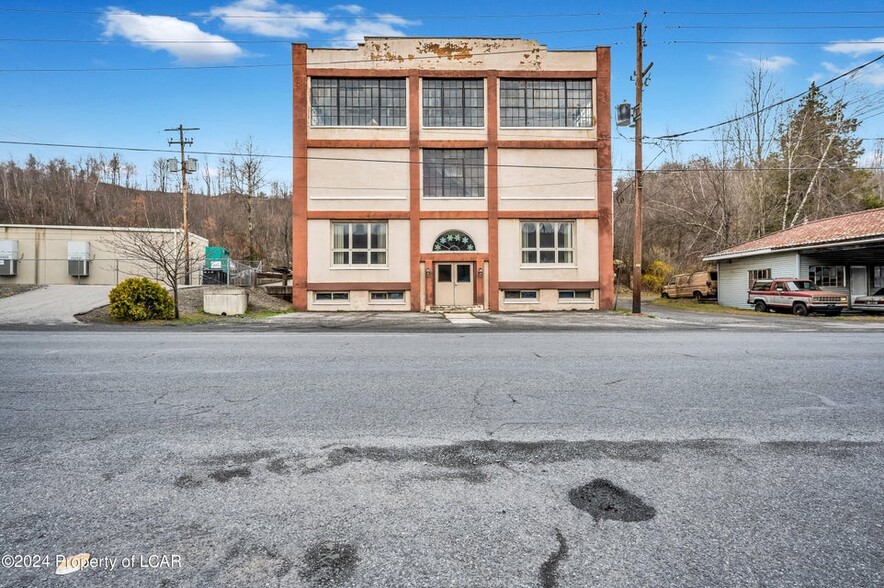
667, 25, 884, 30
0, 27, 635, 45
0, 7, 635, 20
1, 139, 880, 173
0, 44, 620, 73
652, 53, 884, 140
5, 7, 881, 18
660, 10, 884, 15
664, 40, 884, 46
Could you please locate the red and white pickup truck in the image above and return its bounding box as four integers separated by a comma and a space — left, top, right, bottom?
747, 278, 848, 316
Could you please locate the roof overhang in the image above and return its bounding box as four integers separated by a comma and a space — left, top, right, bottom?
703, 235, 884, 262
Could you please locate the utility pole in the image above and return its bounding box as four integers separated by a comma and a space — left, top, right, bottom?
165, 125, 199, 285
632, 17, 652, 314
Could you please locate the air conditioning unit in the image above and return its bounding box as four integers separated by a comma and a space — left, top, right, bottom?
0, 240, 18, 276
68, 241, 90, 277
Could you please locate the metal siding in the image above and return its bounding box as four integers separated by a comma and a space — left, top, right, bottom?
717, 253, 799, 308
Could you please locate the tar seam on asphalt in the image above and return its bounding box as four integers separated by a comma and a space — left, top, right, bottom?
539, 528, 569, 588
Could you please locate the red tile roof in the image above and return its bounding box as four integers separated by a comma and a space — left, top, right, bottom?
706, 208, 884, 259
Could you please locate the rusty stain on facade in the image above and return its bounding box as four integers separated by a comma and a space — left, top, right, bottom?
417, 41, 474, 60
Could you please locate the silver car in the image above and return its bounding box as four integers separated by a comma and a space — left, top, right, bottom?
853, 288, 884, 313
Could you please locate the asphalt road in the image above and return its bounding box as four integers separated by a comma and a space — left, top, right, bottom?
1, 329, 882, 587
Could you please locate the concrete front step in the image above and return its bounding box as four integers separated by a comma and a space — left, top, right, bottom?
427, 305, 485, 314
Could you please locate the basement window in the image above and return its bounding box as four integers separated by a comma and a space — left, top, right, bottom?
370, 291, 405, 302
558, 290, 593, 302
504, 290, 538, 301
314, 292, 349, 302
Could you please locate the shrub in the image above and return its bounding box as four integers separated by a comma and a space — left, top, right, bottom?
641, 259, 672, 292
108, 277, 175, 321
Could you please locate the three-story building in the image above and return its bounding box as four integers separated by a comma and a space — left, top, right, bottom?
292, 37, 613, 312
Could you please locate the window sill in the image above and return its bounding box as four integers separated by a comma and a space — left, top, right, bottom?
329, 266, 390, 270
422, 126, 486, 130
422, 196, 486, 200
310, 125, 406, 129
499, 126, 596, 131
369, 300, 407, 305
557, 299, 594, 304
313, 301, 350, 305
519, 265, 578, 270
503, 299, 539, 304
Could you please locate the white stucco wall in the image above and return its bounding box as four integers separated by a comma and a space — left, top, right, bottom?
498, 149, 597, 208
306, 219, 410, 283
420, 220, 488, 254
308, 148, 410, 210
307, 38, 596, 72
497, 218, 599, 282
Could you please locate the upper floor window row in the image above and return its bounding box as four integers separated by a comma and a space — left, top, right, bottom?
500, 80, 592, 128
311, 78, 407, 127
309, 78, 592, 128
423, 79, 484, 128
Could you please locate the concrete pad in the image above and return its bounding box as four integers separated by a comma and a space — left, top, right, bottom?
0, 285, 112, 325
444, 313, 489, 325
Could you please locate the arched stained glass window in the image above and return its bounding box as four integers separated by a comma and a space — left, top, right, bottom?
433, 231, 476, 252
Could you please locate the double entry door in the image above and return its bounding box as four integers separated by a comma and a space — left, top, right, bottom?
435, 263, 474, 306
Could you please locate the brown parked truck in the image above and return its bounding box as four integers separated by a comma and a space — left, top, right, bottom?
747, 278, 848, 316
661, 271, 717, 300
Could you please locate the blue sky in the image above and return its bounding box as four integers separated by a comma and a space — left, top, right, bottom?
0, 0, 882, 188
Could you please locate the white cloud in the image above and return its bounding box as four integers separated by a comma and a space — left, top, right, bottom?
207, 0, 342, 37
332, 4, 364, 15
333, 17, 413, 47
740, 55, 796, 72
824, 36, 884, 58
206, 1, 415, 46
101, 8, 244, 63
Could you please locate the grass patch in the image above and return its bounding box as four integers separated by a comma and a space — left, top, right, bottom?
652, 297, 760, 316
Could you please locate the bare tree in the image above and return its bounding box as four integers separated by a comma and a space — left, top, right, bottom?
151, 158, 171, 193
106, 229, 203, 319
226, 138, 267, 260
724, 66, 783, 238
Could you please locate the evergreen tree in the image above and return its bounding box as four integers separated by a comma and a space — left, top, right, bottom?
766, 83, 872, 231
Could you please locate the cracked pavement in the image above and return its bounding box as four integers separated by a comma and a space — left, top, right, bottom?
0, 329, 882, 587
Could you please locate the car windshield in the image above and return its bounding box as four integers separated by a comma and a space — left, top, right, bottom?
785, 280, 820, 291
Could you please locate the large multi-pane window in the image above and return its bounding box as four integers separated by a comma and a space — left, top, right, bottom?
500, 80, 592, 127
423, 149, 485, 198
332, 222, 387, 266
809, 265, 846, 287
423, 79, 484, 127
521, 221, 574, 264
311, 78, 406, 126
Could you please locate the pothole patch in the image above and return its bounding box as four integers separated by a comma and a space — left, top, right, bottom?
266, 457, 290, 474
173, 474, 203, 489
209, 467, 251, 483
568, 478, 656, 522
300, 542, 358, 586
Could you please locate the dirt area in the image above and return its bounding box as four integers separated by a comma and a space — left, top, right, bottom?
76, 286, 293, 324
0, 284, 42, 299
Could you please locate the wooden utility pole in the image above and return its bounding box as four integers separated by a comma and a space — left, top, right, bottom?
632, 19, 652, 314
165, 125, 199, 285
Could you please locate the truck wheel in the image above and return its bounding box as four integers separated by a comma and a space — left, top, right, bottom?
792, 302, 808, 316
661, 292, 669, 299
693, 291, 702, 301
754, 300, 767, 313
